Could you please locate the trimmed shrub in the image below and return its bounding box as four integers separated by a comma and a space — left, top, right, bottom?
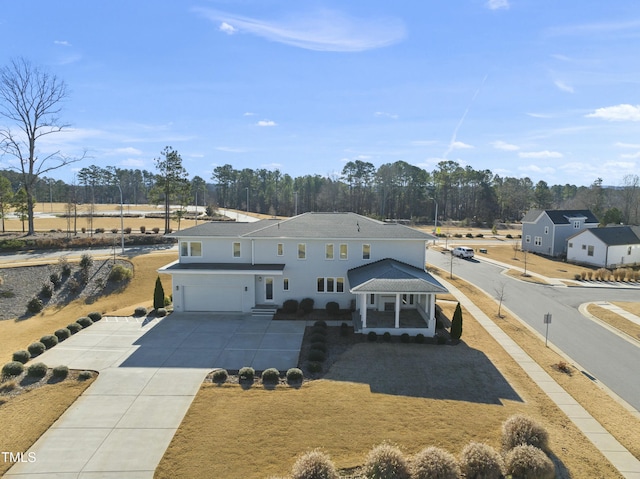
49, 273, 61, 289
310, 342, 327, 353
291, 449, 339, 479
153, 276, 165, 310
300, 297, 314, 314
400, 333, 410, 343
40, 335, 59, 349
2, 361, 24, 378
309, 332, 327, 344
504, 445, 554, 479
152, 227, 160, 234
415, 333, 425, 344
111, 228, 118, 234
382, 331, 392, 342
314, 320, 328, 329
307, 361, 322, 373
340, 322, 349, 336
573, 273, 582, 280
261, 367, 280, 383
367, 331, 378, 342
78, 370, 93, 381
52, 365, 69, 379
134, 306, 148, 317
238, 366, 255, 382
326, 301, 339, 316
410, 446, 461, 479
156, 308, 167, 317
459, 442, 504, 479
79, 253, 94, 270
140, 225, 146, 233
286, 368, 304, 384
27, 297, 44, 314
502, 415, 549, 452
124, 227, 132, 234
362, 443, 410, 479
27, 362, 48, 378
212, 369, 228, 384
282, 299, 299, 314
87, 311, 102, 321
67, 323, 83, 334
28, 342, 46, 357
54, 328, 71, 342
450, 302, 463, 341
308, 349, 326, 362
76, 316, 93, 328
12, 350, 30, 364
109, 264, 133, 282
40, 282, 53, 298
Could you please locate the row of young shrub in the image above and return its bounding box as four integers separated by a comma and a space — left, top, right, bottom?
1, 361, 70, 381
211, 367, 304, 386
367, 331, 431, 344
575, 267, 640, 281
307, 321, 328, 373
281, 415, 553, 479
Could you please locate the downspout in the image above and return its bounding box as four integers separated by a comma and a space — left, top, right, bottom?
251, 239, 255, 266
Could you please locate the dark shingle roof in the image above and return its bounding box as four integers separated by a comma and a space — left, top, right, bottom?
347, 258, 448, 294
169, 212, 435, 240
522, 209, 599, 225
160, 262, 285, 272
574, 226, 640, 246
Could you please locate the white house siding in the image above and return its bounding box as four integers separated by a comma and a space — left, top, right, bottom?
177, 237, 253, 263
608, 245, 640, 267
567, 231, 608, 267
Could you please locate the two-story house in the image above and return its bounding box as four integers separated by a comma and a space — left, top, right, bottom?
521, 209, 599, 257
159, 212, 447, 335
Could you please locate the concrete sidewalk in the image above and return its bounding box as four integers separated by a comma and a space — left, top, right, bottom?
5, 313, 306, 478
436, 276, 640, 479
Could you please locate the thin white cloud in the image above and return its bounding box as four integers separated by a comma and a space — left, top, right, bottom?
586, 104, 640, 121
527, 112, 554, 119
615, 142, 640, 149
374, 111, 399, 119
256, 120, 277, 127
518, 150, 563, 159
243, 112, 256, 116
216, 146, 248, 153
219, 22, 237, 34
548, 19, 640, 37
194, 8, 406, 52
54, 40, 71, 47
554, 80, 574, 93
261, 162, 282, 170
486, 0, 510, 10
109, 147, 143, 156
451, 141, 474, 150
620, 152, 640, 159
491, 140, 520, 151
120, 158, 146, 168
518, 165, 556, 175
411, 140, 438, 146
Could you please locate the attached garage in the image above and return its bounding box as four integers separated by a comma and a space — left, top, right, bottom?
183, 285, 242, 312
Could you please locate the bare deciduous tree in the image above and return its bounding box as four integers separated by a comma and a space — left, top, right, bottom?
0, 57, 85, 235
494, 281, 507, 318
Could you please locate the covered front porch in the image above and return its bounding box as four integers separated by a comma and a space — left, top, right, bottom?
348, 258, 448, 337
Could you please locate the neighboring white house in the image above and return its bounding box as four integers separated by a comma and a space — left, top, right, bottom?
158, 212, 447, 335
567, 226, 640, 268
521, 209, 599, 257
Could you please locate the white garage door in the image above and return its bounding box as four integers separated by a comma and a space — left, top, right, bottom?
183, 285, 242, 312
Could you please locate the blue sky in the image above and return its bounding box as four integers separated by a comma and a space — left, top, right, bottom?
1, 0, 640, 186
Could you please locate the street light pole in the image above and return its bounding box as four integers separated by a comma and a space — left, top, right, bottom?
116, 183, 124, 254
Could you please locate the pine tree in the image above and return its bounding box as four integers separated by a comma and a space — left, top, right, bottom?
153, 276, 165, 310
450, 302, 463, 341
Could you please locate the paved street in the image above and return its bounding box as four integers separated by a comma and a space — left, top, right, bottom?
428, 249, 640, 413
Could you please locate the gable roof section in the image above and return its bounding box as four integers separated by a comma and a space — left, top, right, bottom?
169, 212, 435, 240
522, 209, 599, 225
348, 258, 448, 294
571, 226, 640, 246
521, 209, 543, 223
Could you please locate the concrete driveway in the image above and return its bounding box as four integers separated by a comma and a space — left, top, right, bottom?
6, 313, 306, 478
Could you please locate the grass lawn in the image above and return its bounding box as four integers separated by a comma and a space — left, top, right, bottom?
587, 303, 640, 341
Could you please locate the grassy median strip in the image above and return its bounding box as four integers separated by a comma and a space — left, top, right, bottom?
587, 303, 640, 341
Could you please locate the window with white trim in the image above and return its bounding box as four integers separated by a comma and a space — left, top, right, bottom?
283, 278, 289, 291
573, 220, 580, 228
534, 236, 542, 246
339, 244, 348, 260
525, 235, 531, 244
325, 244, 334, 260
180, 241, 202, 257
277, 243, 283, 256
544, 226, 549, 234
588, 245, 594, 256
362, 244, 371, 260
316, 277, 345, 293
233, 242, 241, 258
298, 243, 306, 259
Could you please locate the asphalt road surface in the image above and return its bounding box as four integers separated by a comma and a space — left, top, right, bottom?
428, 249, 640, 413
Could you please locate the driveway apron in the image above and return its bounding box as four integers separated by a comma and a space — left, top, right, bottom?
6, 313, 306, 478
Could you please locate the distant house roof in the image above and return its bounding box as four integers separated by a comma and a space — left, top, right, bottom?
169, 212, 436, 241
570, 226, 640, 246
522, 209, 599, 225
347, 258, 448, 294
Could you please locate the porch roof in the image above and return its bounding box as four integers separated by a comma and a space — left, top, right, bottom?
159, 261, 285, 275
347, 258, 448, 294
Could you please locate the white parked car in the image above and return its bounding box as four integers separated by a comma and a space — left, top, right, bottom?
452, 246, 475, 259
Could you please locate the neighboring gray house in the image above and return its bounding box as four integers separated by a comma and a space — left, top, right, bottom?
521, 209, 599, 257
159, 212, 447, 335
567, 226, 640, 268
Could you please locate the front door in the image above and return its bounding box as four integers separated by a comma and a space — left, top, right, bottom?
265, 277, 274, 302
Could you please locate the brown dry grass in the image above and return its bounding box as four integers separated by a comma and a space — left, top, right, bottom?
587, 304, 640, 341
155, 295, 625, 479
613, 301, 640, 317
0, 376, 95, 476
0, 251, 176, 362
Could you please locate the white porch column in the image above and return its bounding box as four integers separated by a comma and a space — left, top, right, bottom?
361, 293, 367, 328
430, 294, 436, 323
395, 293, 400, 328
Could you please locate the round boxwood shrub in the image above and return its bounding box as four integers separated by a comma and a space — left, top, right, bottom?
282, 299, 299, 314
52, 365, 69, 379
238, 366, 255, 382
383, 331, 392, 342
504, 445, 554, 479
300, 297, 314, 314
133, 306, 148, 317
156, 307, 167, 317
27, 362, 48, 378
109, 264, 133, 282
211, 369, 228, 384
314, 320, 328, 329
459, 442, 504, 479
261, 367, 280, 384
309, 332, 327, 344
415, 333, 425, 344
310, 342, 327, 353
307, 361, 322, 373
325, 301, 340, 316
78, 370, 93, 381
40, 335, 59, 350
27, 341, 46, 357
286, 368, 303, 384
502, 415, 549, 452
308, 349, 326, 362
76, 316, 93, 328
27, 297, 44, 314
410, 446, 461, 479
67, 323, 83, 334
362, 443, 410, 479
54, 328, 71, 342
291, 449, 339, 479
40, 282, 53, 299
367, 331, 378, 342
400, 333, 410, 344
87, 311, 102, 322
12, 350, 30, 364
2, 361, 24, 378
340, 322, 349, 336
